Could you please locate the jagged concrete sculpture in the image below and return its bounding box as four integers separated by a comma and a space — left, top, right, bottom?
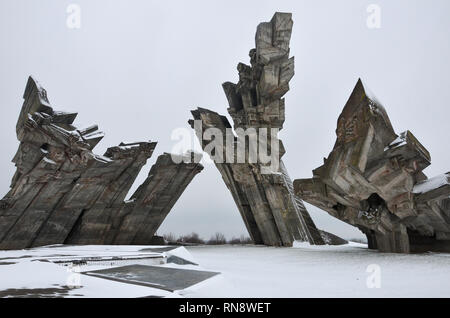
0, 76, 203, 250
189, 13, 333, 247
294, 79, 450, 253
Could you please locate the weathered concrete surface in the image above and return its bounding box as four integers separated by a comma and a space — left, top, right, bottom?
319, 230, 348, 246
189, 13, 328, 247
83, 265, 219, 291
0, 76, 203, 250
294, 79, 450, 253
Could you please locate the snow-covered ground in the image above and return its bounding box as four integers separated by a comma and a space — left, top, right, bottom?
0, 245, 205, 298
185, 243, 450, 298
0, 243, 449, 298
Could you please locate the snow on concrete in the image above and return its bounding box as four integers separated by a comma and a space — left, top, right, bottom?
166, 246, 198, 264
384, 133, 407, 151
0, 245, 198, 298
413, 173, 449, 194
1, 261, 177, 298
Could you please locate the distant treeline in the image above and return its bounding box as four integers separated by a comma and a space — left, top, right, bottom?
162, 232, 253, 245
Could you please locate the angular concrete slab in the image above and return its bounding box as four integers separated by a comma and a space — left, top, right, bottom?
294, 79, 450, 253
139, 247, 178, 253
189, 13, 328, 247
166, 255, 198, 266
83, 265, 219, 291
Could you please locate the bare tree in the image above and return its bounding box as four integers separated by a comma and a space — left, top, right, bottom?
228, 235, 253, 245
228, 237, 241, 245
207, 232, 227, 245
178, 232, 205, 244
239, 235, 253, 244
163, 232, 176, 243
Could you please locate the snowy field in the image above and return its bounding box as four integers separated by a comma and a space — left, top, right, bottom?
185, 243, 450, 298
0, 243, 449, 298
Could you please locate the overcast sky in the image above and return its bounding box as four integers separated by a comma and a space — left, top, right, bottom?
1, 0, 449, 240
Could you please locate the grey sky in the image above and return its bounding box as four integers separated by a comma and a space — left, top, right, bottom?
1, 0, 449, 240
